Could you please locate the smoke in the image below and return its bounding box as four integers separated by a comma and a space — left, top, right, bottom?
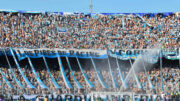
120, 48, 160, 92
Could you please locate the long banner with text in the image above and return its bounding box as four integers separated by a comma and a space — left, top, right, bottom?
0, 48, 179, 60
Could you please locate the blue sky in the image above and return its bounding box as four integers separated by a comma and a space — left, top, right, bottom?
0, 0, 179, 13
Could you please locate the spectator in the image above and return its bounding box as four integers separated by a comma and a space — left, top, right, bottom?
0, 12, 179, 49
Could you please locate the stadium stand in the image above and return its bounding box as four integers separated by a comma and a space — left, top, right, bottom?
0, 56, 179, 100
0, 11, 179, 100
0, 12, 179, 49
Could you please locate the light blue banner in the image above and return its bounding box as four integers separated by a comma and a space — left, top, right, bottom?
43, 57, 61, 89
129, 59, 142, 89
76, 57, 94, 88
0, 48, 179, 60
0, 69, 13, 88
116, 56, 128, 89
3, 50, 24, 88
28, 57, 48, 89
107, 49, 179, 61
66, 57, 83, 88
57, 56, 72, 89
14, 48, 107, 60
10, 48, 36, 89
107, 57, 119, 88
91, 58, 108, 88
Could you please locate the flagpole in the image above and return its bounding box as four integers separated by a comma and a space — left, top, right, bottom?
90, 0, 93, 14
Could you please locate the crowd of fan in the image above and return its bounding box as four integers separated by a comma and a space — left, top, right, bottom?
0, 12, 179, 49
0, 64, 179, 99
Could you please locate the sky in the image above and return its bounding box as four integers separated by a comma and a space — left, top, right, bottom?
0, 0, 179, 13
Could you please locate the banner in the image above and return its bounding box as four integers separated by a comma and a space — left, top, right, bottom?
11, 93, 168, 101
3, 50, 24, 88
0, 69, 13, 88
66, 57, 83, 88
28, 57, 48, 89
163, 48, 180, 60
76, 57, 95, 88
108, 48, 179, 60
91, 58, 108, 88
12, 94, 89, 101
107, 57, 119, 88
115, 56, 128, 89
14, 48, 107, 60
108, 49, 156, 60
10, 48, 36, 88
57, 56, 72, 89
43, 57, 61, 89
0, 48, 179, 60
